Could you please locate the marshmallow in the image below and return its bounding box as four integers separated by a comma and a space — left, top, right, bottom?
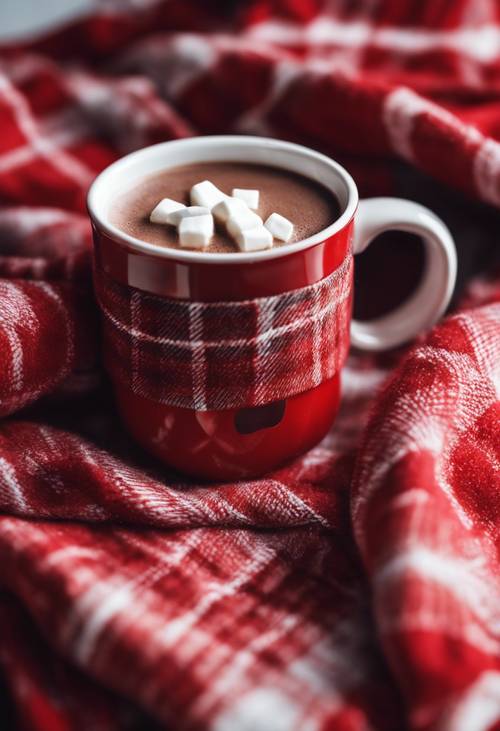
179, 214, 214, 249
167, 205, 210, 226
226, 209, 263, 239
190, 180, 226, 210
212, 197, 248, 223
264, 212, 294, 242
150, 198, 185, 224
236, 225, 273, 252
232, 188, 259, 210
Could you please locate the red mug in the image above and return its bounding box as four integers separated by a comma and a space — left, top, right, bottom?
88, 136, 456, 480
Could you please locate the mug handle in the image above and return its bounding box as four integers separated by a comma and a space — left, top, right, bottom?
351, 197, 457, 351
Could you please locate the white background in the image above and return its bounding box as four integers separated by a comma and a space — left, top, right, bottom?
0, 0, 94, 40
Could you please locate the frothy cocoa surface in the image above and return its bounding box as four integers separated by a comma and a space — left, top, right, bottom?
110, 162, 340, 253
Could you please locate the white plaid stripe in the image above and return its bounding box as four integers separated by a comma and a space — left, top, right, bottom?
246, 16, 500, 63
0, 456, 27, 512
253, 291, 277, 405
311, 282, 323, 388
0, 74, 94, 187
189, 302, 208, 411
130, 288, 141, 393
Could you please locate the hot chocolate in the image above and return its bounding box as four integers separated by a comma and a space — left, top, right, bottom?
110, 161, 340, 253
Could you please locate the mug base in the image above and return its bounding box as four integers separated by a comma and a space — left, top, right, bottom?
112, 376, 341, 482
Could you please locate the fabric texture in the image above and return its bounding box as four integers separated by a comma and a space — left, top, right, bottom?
0, 1, 499, 730
94, 255, 352, 410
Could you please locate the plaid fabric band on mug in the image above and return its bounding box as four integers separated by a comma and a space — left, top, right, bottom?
94, 255, 353, 411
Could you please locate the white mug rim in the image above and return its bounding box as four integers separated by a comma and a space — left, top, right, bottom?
87, 135, 359, 265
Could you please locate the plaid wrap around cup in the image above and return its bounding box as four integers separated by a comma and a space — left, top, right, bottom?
94, 254, 353, 411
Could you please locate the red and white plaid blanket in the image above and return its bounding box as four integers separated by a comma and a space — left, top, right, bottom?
0, 2, 499, 730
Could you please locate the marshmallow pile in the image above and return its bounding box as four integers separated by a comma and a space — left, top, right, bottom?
149, 180, 294, 252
